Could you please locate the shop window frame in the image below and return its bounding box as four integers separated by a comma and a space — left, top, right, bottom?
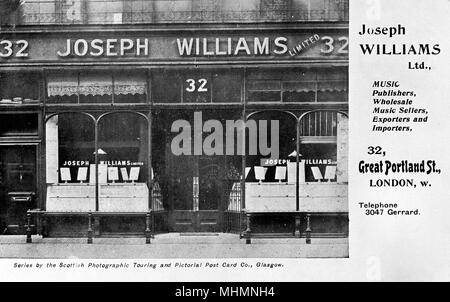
245, 109, 348, 212
44, 110, 154, 213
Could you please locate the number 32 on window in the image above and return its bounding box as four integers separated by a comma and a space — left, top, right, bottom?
186, 78, 208, 92
320, 36, 349, 54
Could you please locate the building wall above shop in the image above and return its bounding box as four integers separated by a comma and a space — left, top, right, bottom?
1, 0, 349, 26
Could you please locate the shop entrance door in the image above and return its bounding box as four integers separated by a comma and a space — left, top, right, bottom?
169, 156, 224, 232
0, 146, 37, 235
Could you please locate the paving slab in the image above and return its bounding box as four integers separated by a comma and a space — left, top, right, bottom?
0, 234, 348, 259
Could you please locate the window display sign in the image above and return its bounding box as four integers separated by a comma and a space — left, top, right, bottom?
76, 167, 88, 183
129, 167, 140, 182
305, 159, 337, 182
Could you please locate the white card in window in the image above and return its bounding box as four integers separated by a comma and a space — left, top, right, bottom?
324, 165, 337, 181
60, 167, 71, 182
98, 164, 108, 184
287, 162, 296, 184
90, 164, 108, 184
275, 166, 287, 181
77, 167, 88, 182
108, 167, 119, 182
254, 166, 267, 181
299, 161, 306, 183
287, 162, 306, 184
89, 164, 95, 184
311, 166, 324, 181
245, 167, 251, 179
129, 167, 140, 181
120, 168, 129, 181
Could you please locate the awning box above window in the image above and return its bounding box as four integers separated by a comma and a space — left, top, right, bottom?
47, 72, 146, 97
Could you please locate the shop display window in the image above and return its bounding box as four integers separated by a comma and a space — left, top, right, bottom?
299, 111, 348, 184
46, 113, 95, 184
244, 111, 297, 183
46, 112, 149, 185
243, 110, 347, 184
45, 112, 151, 212
98, 112, 148, 183
300, 143, 337, 182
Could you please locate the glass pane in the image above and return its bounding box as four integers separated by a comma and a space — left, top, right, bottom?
212, 71, 241, 103
123, 0, 154, 23
317, 90, 348, 102
87, 0, 124, 24
98, 113, 148, 183
317, 67, 348, 102
0, 146, 36, 192
221, 0, 259, 11
152, 71, 181, 103
57, 0, 84, 24
21, 0, 57, 24
260, 0, 290, 21
245, 111, 296, 182
248, 80, 281, 91
0, 72, 41, 102
199, 157, 220, 210
0, 114, 38, 136
153, 0, 192, 22
171, 157, 194, 210
0, 146, 37, 231
300, 111, 337, 136
317, 81, 348, 102
183, 74, 211, 103
45, 113, 95, 184
283, 82, 316, 102
300, 143, 337, 182
298, 112, 348, 183
248, 91, 281, 102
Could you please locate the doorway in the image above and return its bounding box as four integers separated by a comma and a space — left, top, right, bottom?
168, 155, 225, 232
0, 146, 37, 235
152, 109, 243, 233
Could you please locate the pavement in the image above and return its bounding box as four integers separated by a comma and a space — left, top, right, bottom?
0, 233, 348, 258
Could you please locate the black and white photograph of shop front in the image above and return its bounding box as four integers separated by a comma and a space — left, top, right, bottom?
0, 0, 348, 258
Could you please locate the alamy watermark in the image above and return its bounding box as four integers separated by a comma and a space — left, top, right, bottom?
170, 111, 279, 158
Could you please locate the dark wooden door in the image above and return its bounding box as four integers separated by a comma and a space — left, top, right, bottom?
0, 146, 37, 235
169, 155, 224, 232
197, 157, 223, 232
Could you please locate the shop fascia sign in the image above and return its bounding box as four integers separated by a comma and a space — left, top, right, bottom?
0, 34, 348, 59
57, 36, 317, 57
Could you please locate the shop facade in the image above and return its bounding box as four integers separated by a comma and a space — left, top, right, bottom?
1, 14, 348, 243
